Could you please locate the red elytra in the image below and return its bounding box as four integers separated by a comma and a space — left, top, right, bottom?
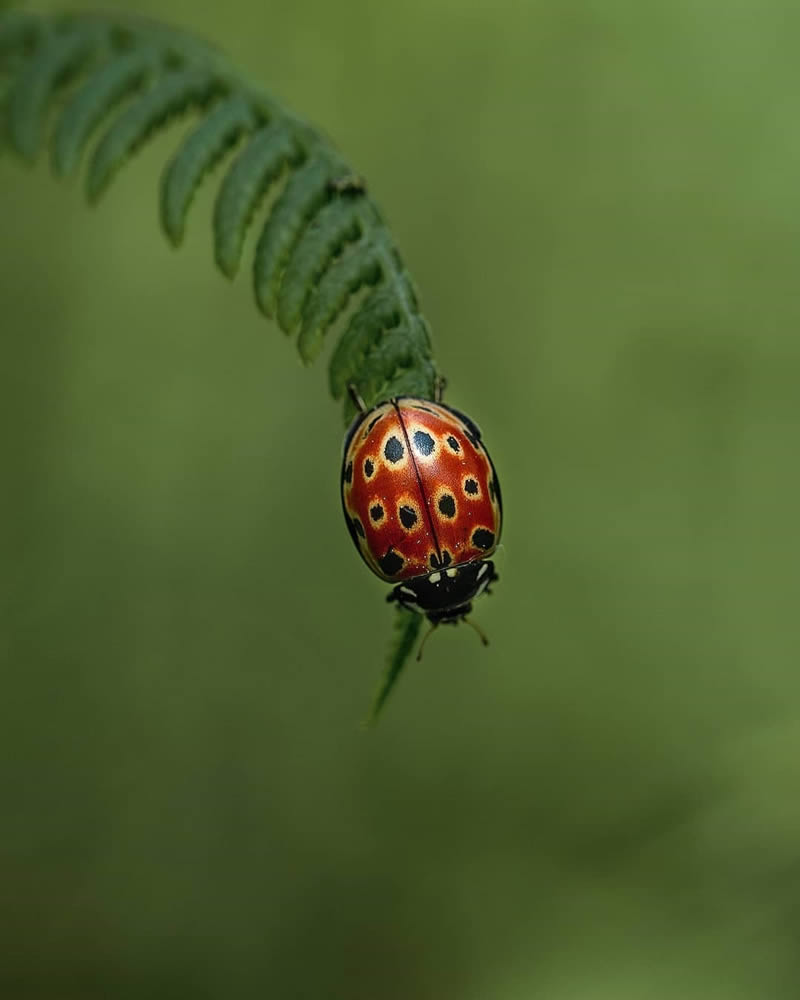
341, 396, 502, 625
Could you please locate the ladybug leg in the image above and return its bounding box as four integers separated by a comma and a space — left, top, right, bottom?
347, 383, 367, 414
463, 617, 490, 647
434, 374, 448, 403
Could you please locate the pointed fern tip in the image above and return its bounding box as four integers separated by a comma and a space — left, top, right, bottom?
215, 250, 239, 280
165, 224, 185, 248
365, 608, 423, 723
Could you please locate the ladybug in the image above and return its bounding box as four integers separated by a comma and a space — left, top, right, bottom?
341, 390, 502, 644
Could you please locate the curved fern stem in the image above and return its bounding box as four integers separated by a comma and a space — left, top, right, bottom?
0, 9, 438, 420
0, 9, 439, 711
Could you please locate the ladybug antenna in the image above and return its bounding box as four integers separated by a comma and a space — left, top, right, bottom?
416, 622, 439, 662
463, 617, 490, 648
434, 374, 448, 403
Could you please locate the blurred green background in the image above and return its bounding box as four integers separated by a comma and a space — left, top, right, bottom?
3, 1, 800, 997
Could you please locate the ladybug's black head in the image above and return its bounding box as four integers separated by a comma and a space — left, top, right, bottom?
387, 560, 498, 624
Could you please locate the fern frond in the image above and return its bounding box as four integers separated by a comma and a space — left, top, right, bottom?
1, 9, 438, 697
0, 10, 437, 418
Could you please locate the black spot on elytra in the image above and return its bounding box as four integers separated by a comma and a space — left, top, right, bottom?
463, 427, 481, 449
464, 478, 478, 496
430, 550, 453, 569
398, 505, 418, 529
367, 414, 382, 433
352, 517, 365, 539
413, 430, 435, 456
450, 408, 483, 444
379, 549, 404, 576
488, 478, 496, 500
344, 461, 353, 484
413, 404, 438, 414
438, 494, 456, 519
472, 528, 495, 550
364, 458, 374, 478
446, 435, 460, 453
370, 504, 384, 522
384, 436, 404, 463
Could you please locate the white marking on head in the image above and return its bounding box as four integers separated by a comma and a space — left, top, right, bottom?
475, 577, 490, 596
428, 572, 441, 584
477, 563, 489, 579
399, 586, 417, 599
446, 568, 458, 578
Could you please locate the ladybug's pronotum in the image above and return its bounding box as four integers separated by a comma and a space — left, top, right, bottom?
341, 389, 502, 652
